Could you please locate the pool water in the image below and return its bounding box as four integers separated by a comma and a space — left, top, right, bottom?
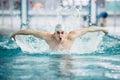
0, 34, 120, 80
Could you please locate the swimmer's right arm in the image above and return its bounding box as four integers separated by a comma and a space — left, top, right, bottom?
10, 29, 51, 41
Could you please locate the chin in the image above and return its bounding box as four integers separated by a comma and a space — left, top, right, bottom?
59, 40, 62, 42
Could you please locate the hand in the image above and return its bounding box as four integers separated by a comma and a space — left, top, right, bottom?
10, 34, 16, 41
103, 29, 108, 35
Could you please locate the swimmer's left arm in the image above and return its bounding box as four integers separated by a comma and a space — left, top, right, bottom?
68, 26, 108, 40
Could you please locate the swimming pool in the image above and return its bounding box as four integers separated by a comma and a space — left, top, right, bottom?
0, 34, 120, 80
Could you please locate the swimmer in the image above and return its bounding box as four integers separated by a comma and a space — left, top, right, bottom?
10, 24, 108, 50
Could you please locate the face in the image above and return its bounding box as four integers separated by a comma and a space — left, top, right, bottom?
54, 30, 66, 42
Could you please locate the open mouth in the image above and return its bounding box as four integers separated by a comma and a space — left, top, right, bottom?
59, 38, 62, 41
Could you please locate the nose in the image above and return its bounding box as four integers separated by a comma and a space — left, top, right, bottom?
59, 34, 63, 37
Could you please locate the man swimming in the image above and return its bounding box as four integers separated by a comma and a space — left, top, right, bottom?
10, 24, 108, 50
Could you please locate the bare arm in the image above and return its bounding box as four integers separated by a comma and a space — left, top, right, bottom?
68, 26, 108, 40
10, 29, 51, 41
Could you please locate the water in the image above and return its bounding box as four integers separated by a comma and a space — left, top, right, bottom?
0, 33, 120, 80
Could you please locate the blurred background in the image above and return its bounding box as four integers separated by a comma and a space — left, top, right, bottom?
0, 0, 120, 35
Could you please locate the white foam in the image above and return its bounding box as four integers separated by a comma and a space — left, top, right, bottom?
15, 35, 49, 53
71, 31, 104, 53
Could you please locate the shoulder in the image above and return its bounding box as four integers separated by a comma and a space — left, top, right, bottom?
67, 31, 77, 40
42, 32, 52, 39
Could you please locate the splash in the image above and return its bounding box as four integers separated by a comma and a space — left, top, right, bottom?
71, 31, 104, 53
15, 31, 105, 53
15, 35, 49, 53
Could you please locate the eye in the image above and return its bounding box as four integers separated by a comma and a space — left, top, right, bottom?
57, 31, 60, 34
61, 31, 64, 34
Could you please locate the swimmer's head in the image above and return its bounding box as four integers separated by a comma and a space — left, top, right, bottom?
54, 24, 66, 42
